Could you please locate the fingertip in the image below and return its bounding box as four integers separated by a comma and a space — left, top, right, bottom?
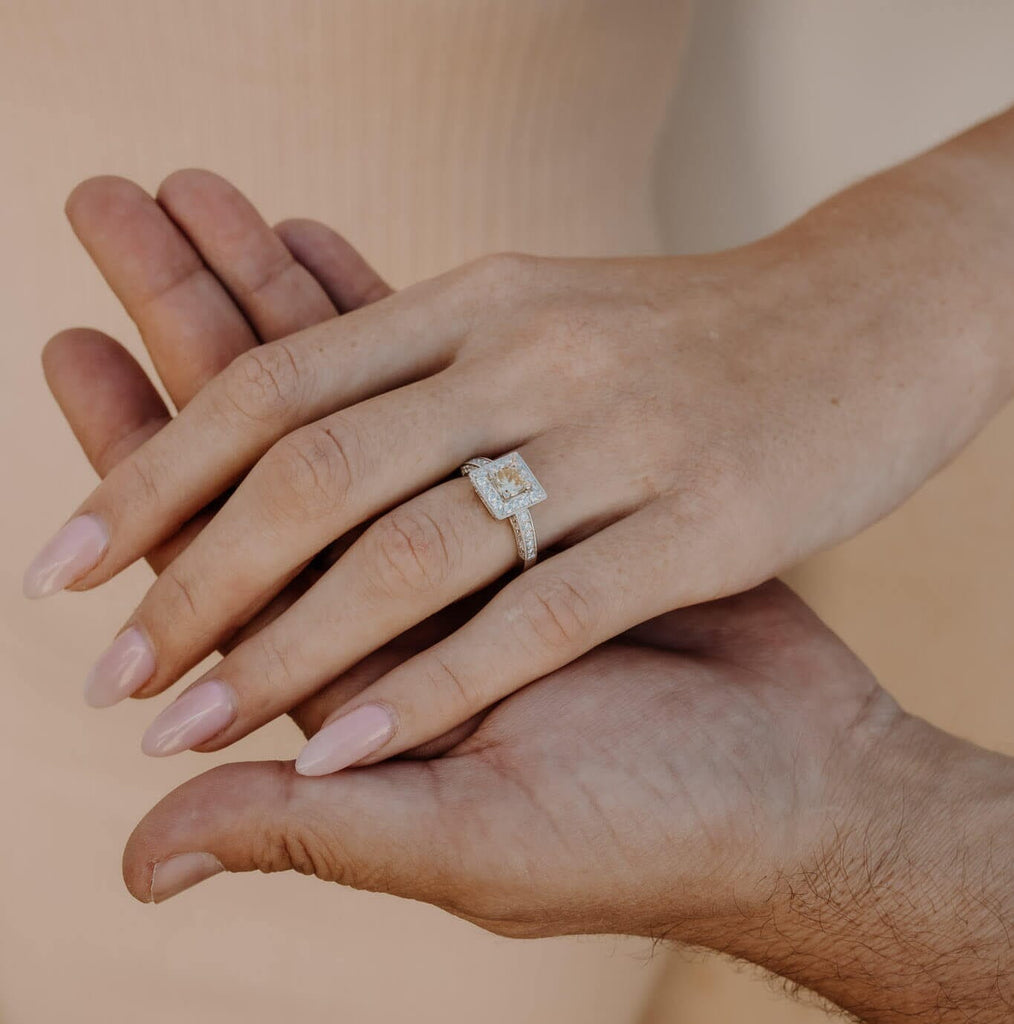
40, 326, 167, 477
155, 167, 227, 206
65, 175, 150, 230
274, 217, 354, 258
292, 747, 328, 777
293, 703, 396, 776
22, 513, 109, 600
122, 855, 154, 904
65, 175, 121, 219
42, 326, 122, 378
121, 760, 291, 901
41, 326, 87, 376
273, 216, 325, 244
124, 848, 228, 906
274, 219, 391, 311
124, 758, 453, 907
149, 852, 226, 904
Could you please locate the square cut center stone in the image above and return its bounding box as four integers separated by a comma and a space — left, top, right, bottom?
466, 452, 547, 520
491, 463, 530, 500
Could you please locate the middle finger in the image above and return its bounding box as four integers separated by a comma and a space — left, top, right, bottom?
50, 272, 466, 593
135, 432, 631, 754
86, 366, 522, 701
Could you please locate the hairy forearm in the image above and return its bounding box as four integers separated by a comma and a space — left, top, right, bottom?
690, 715, 1014, 1022
678, 111, 1014, 1016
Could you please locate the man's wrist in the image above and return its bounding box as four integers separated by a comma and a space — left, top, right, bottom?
682, 711, 1014, 1022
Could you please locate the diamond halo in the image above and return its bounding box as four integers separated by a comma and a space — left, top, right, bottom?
462, 452, 547, 521
461, 452, 547, 571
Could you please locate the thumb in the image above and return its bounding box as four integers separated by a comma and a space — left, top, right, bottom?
123, 759, 461, 905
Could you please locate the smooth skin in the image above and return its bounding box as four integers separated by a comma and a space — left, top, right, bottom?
43, 170, 498, 758
29, 107, 1014, 775
41, 170, 408, 735
43, 172, 1014, 1022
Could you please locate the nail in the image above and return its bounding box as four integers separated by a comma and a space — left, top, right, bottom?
84, 627, 155, 708
295, 704, 395, 776
150, 852, 224, 904
141, 680, 237, 757
23, 514, 109, 598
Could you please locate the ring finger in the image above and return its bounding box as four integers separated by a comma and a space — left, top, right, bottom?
84, 366, 520, 702
134, 431, 632, 755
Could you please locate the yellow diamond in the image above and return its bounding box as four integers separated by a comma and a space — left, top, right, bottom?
491, 462, 529, 500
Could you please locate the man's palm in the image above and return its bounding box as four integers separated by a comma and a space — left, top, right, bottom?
124, 580, 893, 943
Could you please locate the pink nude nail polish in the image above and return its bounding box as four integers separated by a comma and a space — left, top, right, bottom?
150, 852, 224, 903
84, 627, 155, 708
23, 514, 109, 598
141, 680, 237, 757
294, 704, 394, 776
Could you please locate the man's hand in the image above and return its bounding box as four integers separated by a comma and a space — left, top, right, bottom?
121, 580, 1014, 1024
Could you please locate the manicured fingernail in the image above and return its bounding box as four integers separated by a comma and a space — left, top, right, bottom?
150, 852, 224, 904
141, 680, 237, 757
295, 704, 395, 776
84, 627, 155, 708
23, 514, 109, 598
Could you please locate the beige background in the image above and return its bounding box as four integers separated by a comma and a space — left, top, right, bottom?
1, 2, 1013, 1022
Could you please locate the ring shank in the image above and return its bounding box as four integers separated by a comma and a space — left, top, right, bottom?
508, 508, 538, 570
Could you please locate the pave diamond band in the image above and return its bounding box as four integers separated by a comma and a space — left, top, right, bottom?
461, 452, 546, 571
507, 508, 538, 570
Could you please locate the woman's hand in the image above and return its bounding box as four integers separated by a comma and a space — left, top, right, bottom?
30, 110, 1014, 772
36, 169, 393, 690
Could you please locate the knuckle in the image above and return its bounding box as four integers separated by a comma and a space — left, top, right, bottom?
256, 825, 369, 886
257, 830, 327, 877
247, 631, 300, 700
243, 252, 297, 302
529, 306, 622, 384
370, 505, 456, 596
513, 575, 597, 653
261, 419, 357, 522
253, 768, 389, 890
424, 653, 481, 716
256, 823, 344, 886
154, 565, 205, 633
124, 453, 165, 511
460, 251, 538, 304
219, 343, 303, 424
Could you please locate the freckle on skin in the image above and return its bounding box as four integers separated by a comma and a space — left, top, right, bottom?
830, 397, 840, 406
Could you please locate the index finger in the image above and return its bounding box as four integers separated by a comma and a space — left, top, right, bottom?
155, 170, 337, 342
66, 175, 259, 407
